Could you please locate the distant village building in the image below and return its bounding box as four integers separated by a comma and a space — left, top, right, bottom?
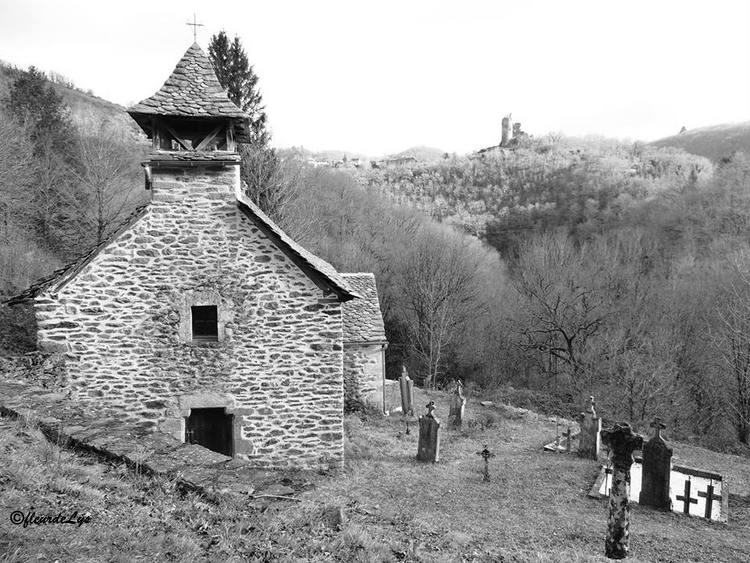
4, 43, 386, 470
375, 155, 418, 168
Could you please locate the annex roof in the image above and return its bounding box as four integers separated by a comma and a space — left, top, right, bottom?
341, 273, 387, 344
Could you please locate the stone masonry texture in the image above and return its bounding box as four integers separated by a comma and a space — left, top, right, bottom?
33, 164, 344, 470
343, 344, 383, 411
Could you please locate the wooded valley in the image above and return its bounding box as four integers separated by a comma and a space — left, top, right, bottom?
1, 61, 749, 453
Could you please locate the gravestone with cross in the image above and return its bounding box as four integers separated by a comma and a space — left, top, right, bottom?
399, 367, 414, 416
697, 480, 722, 519
639, 417, 673, 511
417, 401, 440, 463
577, 396, 602, 460
601, 423, 644, 560
476, 444, 496, 482
449, 380, 466, 430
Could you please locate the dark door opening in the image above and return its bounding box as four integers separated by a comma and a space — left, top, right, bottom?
185, 408, 233, 456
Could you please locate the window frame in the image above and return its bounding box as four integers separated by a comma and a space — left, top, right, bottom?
191, 304, 219, 342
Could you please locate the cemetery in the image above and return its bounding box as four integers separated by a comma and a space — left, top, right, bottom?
2, 372, 750, 560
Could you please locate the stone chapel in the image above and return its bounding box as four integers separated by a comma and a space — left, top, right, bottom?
4, 43, 387, 470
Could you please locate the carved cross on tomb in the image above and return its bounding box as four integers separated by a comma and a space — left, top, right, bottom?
676, 477, 698, 514
697, 480, 721, 519
650, 417, 666, 440
426, 400, 436, 418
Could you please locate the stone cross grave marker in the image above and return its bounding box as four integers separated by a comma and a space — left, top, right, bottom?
676, 477, 698, 515
577, 396, 602, 460
601, 423, 644, 560
449, 379, 466, 430
476, 444, 496, 482
697, 480, 721, 519
639, 417, 672, 511
399, 367, 414, 416
417, 401, 440, 463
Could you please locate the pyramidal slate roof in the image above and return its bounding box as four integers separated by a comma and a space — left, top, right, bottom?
128, 43, 247, 120
341, 273, 387, 344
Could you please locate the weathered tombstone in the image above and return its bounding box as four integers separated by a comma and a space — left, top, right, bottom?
417, 401, 440, 463
600, 423, 644, 560
476, 444, 495, 482
449, 379, 466, 430
563, 425, 573, 453
577, 396, 602, 460
639, 417, 672, 511
399, 367, 414, 416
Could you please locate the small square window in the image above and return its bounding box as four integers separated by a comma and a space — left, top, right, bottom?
191, 305, 218, 341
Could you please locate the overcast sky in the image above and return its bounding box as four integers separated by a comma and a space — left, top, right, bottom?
1, 0, 749, 155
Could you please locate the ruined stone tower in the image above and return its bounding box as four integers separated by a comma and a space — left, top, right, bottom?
501, 113, 513, 146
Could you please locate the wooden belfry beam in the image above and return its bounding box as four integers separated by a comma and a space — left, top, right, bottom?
163, 124, 192, 151
195, 123, 225, 151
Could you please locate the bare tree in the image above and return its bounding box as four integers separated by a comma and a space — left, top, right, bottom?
511, 231, 610, 390
0, 111, 37, 243
400, 229, 485, 388
73, 122, 143, 245
710, 251, 750, 444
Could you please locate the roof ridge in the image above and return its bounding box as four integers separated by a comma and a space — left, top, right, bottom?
235, 191, 359, 301
3, 204, 151, 305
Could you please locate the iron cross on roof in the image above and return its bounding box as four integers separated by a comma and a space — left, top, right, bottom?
186, 13, 204, 42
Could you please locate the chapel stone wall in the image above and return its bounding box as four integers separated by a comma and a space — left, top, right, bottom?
34, 164, 344, 469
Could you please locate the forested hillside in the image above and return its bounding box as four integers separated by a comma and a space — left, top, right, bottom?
359, 138, 750, 452
651, 121, 750, 162
0, 64, 147, 312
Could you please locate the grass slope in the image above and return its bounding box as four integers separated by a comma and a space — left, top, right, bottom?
1, 388, 748, 562
650, 122, 750, 161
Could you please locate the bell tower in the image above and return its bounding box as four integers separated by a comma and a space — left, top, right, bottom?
127, 43, 250, 200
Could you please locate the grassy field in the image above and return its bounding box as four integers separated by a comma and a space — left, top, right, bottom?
1, 388, 749, 562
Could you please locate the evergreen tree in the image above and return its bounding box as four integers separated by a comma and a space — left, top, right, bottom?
4, 66, 76, 156
208, 31, 268, 146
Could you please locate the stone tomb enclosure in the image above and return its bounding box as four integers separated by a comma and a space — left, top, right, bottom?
589, 459, 729, 522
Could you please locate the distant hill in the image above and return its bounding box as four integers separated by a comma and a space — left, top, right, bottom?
650, 121, 750, 161
390, 146, 446, 162
0, 61, 143, 141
